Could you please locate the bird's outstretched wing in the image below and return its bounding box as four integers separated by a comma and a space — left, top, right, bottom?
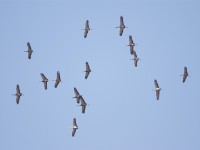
40, 73, 48, 90
16, 95, 20, 104
85, 62, 91, 79
72, 128, 76, 137
72, 118, 78, 137
183, 67, 188, 83
84, 20, 89, 38
154, 80, 160, 100
54, 71, 61, 88
156, 90, 160, 100
85, 20, 89, 29
27, 42, 31, 50
74, 87, 81, 103
28, 51, 32, 59
129, 36, 133, 44
154, 80, 159, 88
40, 73, 47, 80
73, 118, 77, 126
43, 82, 47, 90
27, 42, 32, 59
80, 96, 87, 114
129, 36, 134, 54
132, 51, 138, 67
119, 27, 123, 36
16, 84, 20, 94
86, 62, 91, 72
120, 16, 124, 26
133, 50, 137, 59
84, 30, 88, 38
16, 85, 21, 104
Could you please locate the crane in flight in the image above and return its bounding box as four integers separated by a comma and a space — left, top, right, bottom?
72, 118, 78, 137
130, 50, 139, 67
127, 35, 135, 54
154, 79, 161, 100
116, 16, 127, 36
73, 87, 82, 103
40, 73, 48, 90
12, 84, 23, 104
181, 66, 189, 83
24, 42, 33, 59
82, 20, 91, 38
53, 71, 61, 88
79, 96, 87, 114
85, 62, 91, 79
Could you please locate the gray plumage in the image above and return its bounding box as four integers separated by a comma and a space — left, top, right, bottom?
54, 71, 61, 88
131, 50, 139, 67
85, 62, 91, 79
72, 118, 78, 137
116, 16, 127, 36
13, 84, 22, 104
40, 73, 48, 90
127, 35, 135, 54
84, 20, 90, 38
182, 66, 188, 83
73, 87, 81, 103
79, 96, 87, 114
25, 42, 33, 59
154, 79, 160, 100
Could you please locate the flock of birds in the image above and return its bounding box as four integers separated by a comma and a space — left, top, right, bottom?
12, 16, 190, 137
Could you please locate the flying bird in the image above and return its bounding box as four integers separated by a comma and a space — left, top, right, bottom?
154, 79, 161, 100
40, 73, 48, 90
82, 20, 91, 38
79, 96, 87, 114
181, 66, 189, 83
24, 42, 33, 59
12, 84, 23, 104
73, 87, 81, 103
72, 118, 78, 137
131, 50, 139, 67
116, 16, 127, 36
53, 71, 61, 88
85, 62, 91, 79
127, 35, 135, 54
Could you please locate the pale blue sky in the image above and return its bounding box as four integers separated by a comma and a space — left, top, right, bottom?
1, 0, 200, 150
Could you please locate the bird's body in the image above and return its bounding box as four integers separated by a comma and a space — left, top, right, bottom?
127, 35, 135, 54
54, 71, 61, 88
182, 66, 189, 83
13, 84, 22, 104
85, 62, 91, 79
154, 79, 161, 100
83, 20, 90, 38
116, 16, 127, 36
72, 118, 78, 137
73, 87, 81, 103
40, 73, 48, 90
24, 42, 33, 59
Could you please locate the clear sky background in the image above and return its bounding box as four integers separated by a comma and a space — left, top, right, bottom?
1, 0, 200, 150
